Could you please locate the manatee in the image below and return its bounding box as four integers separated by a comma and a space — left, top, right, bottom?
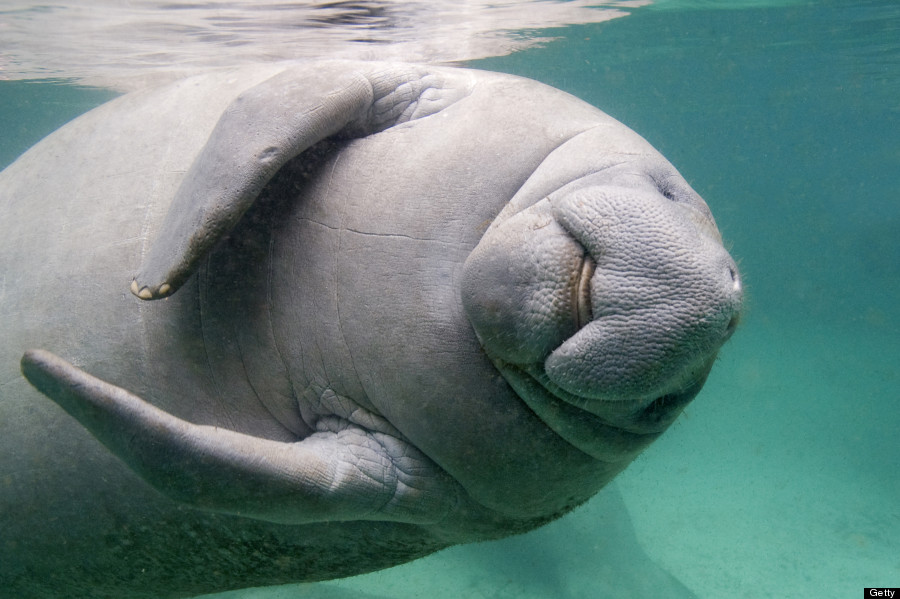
0, 60, 741, 599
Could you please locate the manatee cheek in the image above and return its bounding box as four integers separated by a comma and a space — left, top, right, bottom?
461, 201, 585, 365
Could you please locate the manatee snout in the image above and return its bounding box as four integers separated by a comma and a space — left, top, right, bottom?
461, 180, 742, 412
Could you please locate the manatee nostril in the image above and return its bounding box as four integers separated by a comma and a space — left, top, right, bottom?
724, 265, 742, 336
725, 263, 742, 293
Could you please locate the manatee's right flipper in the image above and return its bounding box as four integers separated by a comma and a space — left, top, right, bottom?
132, 61, 472, 300
21, 349, 459, 525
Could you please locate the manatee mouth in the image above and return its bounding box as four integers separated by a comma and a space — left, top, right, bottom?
523, 362, 643, 414
491, 356, 710, 462
523, 357, 704, 427
574, 255, 595, 331
462, 180, 741, 445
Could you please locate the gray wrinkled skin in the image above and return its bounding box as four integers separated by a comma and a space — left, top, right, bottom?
0, 61, 742, 599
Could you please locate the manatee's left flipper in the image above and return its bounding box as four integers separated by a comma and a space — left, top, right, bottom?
21, 349, 459, 525
133, 62, 473, 299
131, 67, 371, 300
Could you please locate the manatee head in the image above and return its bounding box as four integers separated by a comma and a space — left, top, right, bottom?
461, 156, 742, 429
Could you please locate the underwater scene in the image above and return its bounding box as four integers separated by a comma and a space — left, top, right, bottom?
1, 1, 897, 598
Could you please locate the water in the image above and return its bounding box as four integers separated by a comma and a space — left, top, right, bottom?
2, 1, 897, 597
0, 1, 644, 88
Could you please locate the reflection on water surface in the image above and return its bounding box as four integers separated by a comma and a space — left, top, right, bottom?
0, 0, 647, 89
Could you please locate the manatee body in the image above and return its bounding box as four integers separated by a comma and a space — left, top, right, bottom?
0, 61, 742, 598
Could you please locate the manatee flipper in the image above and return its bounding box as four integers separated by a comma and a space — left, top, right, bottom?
21, 349, 458, 525
132, 62, 473, 299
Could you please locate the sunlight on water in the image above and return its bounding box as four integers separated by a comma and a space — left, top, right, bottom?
0, 0, 648, 90
647, 0, 807, 8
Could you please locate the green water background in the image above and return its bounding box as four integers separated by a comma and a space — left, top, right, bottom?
2, 1, 897, 597
473, 3, 900, 595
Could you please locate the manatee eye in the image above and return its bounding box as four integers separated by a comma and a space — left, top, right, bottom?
648, 168, 695, 206
652, 172, 683, 203
656, 179, 672, 200
574, 254, 595, 329
649, 169, 717, 227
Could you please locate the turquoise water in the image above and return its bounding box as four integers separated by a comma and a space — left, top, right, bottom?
2, 1, 897, 597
